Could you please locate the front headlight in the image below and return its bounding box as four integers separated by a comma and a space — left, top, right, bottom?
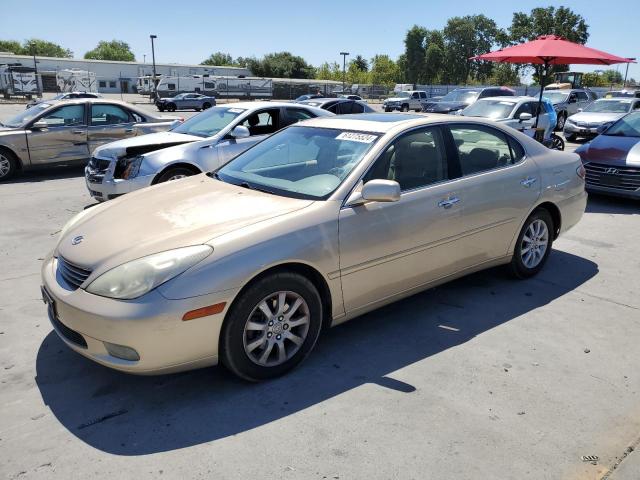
566, 118, 575, 125
86, 245, 213, 299
122, 155, 144, 179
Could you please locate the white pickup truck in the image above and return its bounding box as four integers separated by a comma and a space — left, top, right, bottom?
383, 90, 428, 112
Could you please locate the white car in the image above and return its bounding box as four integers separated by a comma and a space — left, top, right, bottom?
85, 102, 332, 201
460, 96, 554, 139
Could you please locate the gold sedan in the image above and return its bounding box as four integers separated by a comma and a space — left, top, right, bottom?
41, 113, 587, 380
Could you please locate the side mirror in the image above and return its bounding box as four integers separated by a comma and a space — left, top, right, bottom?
346, 179, 401, 207
31, 120, 48, 130
519, 112, 533, 122
230, 125, 250, 139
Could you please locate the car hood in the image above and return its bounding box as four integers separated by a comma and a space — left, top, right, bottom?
57, 175, 313, 273
385, 97, 411, 102
569, 112, 626, 124
93, 131, 203, 159
577, 135, 640, 166
422, 101, 467, 112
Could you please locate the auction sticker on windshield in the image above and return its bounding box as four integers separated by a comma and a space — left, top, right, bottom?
336, 132, 378, 143
228, 108, 246, 113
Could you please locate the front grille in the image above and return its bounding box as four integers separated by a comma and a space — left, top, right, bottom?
57, 256, 92, 290
86, 157, 111, 184
88, 157, 111, 171
584, 162, 640, 191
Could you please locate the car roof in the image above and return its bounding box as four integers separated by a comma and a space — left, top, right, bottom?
477, 96, 538, 103
300, 113, 434, 133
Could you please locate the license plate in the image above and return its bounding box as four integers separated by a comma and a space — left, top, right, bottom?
599, 174, 621, 187
580, 129, 589, 134
41, 286, 56, 317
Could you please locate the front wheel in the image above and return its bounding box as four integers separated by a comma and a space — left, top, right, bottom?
220, 272, 323, 381
401, 104, 409, 112
202, 102, 212, 110
551, 134, 565, 150
156, 167, 196, 183
556, 113, 566, 131
0, 149, 19, 181
509, 209, 554, 279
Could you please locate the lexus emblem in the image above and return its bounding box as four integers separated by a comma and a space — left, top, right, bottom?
71, 235, 84, 246
605, 168, 619, 174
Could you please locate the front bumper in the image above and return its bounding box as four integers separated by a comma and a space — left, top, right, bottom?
585, 184, 640, 200
383, 103, 401, 111
85, 163, 155, 201
564, 122, 599, 136
41, 254, 238, 374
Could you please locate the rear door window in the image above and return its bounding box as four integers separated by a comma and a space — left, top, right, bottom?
90, 104, 132, 126
449, 124, 520, 176
241, 108, 280, 135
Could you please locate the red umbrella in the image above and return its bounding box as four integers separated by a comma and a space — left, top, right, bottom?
471, 35, 635, 127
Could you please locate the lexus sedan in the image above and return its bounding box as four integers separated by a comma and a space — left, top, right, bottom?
42, 113, 586, 380
575, 111, 640, 199
85, 102, 331, 201
156, 93, 216, 112
564, 98, 640, 141
0, 98, 181, 181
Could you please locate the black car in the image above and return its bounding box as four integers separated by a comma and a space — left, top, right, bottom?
422, 87, 515, 114
298, 98, 375, 114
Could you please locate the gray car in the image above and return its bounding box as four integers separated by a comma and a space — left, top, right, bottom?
156, 93, 217, 112
85, 101, 332, 201
564, 98, 640, 141
543, 89, 597, 130
0, 98, 181, 181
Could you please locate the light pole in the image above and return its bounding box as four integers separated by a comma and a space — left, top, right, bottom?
150, 35, 158, 97
31, 52, 41, 98
143, 54, 146, 64
624, 58, 635, 88
340, 51, 349, 93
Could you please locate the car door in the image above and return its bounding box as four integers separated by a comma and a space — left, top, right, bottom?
567, 92, 579, 115
87, 103, 137, 151
338, 125, 469, 313
216, 108, 281, 165
507, 102, 536, 131
576, 91, 590, 111
445, 123, 540, 268
26, 103, 89, 165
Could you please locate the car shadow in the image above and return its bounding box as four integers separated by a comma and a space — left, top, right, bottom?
5, 164, 85, 184
586, 194, 638, 214
35, 250, 598, 456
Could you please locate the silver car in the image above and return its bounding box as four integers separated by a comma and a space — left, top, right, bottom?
42, 113, 587, 380
85, 101, 332, 201
156, 93, 217, 112
0, 98, 180, 181
543, 89, 596, 130
564, 98, 640, 141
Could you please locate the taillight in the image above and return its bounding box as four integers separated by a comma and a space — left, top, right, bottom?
576, 164, 586, 180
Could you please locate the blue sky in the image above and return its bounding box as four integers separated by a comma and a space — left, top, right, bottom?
2, 0, 638, 82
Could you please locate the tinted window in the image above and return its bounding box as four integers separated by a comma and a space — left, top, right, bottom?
420, 92, 427, 98
337, 102, 353, 114
364, 126, 449, 191
40, 104, 85, 127
285, 108, 316, 124
351, 102, 365, 114
241, 109, 280, 135
576, 92, 589, 101
90, 104, 131, 126
450, 125, 517, 176
411, 92, 419, 99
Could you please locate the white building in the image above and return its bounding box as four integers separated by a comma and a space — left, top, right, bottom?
0, 53, 251, 93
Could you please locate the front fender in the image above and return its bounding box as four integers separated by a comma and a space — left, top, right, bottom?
0, 131, 29, 167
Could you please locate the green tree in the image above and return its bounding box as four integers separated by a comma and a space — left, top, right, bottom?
84, 40, 134, 61
423, 30, 445, 84
23, 38, 72, 57
201, 52, 234, 66
489, 63, 521, 86
352, 55, 368, 72
369, 54, 399, 87
509, 6, 589, 84
602, 69, 623, 84
347, 61, 369, 84
0, 40, 23, 54
404, 25, 427, 84
444, 15, 501, 84
253, 52, 314, 79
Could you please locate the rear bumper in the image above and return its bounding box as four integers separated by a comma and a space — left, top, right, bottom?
41, 254, 238, 374
558, 189, 588, 235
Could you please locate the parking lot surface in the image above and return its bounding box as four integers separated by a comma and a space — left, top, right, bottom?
0, 101, 639, 480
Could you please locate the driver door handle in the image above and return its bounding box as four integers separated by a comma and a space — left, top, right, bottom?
521, 177, 537, 188
438, 196, 460, 208
72, 129, 85, 134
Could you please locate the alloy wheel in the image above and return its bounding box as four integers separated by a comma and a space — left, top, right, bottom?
0, 154, 10, 178
242, 291, 310, 367
520, 219, 549, 269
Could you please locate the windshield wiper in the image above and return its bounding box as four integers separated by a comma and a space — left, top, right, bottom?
238, 181, 275, 195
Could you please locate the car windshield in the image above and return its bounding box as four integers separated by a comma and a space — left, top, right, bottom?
584, 100, 632, 113
3, 103, 51, 127
394, 92, 411, 98
440, 90, 480, 103
543, 91, 569, 104
462, 99, 516, 119
604, 91, 636, 98
604, 112, 640, 137
216, 126, 380, 200
171, 106, 245, 138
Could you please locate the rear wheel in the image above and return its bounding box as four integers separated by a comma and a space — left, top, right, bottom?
551, 134, 565, 150
221, 272, 323, 381
158, 106, 165, 112
156, 167, 197, 183
0, 149, 19, 181
509, 209, 554, 279
202, 102, 212, 110
556, 112, 567, 131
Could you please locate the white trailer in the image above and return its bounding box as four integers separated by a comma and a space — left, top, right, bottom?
156, 75, 273, 98
56, 69, 97, 93
0, 66, 38, 99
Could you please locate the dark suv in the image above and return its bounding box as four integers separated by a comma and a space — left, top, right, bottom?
422, 87, 515, 114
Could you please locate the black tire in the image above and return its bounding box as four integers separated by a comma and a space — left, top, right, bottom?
509, 209, 554, 279
221, 272, 323, 381
0, 148, 19, 182
202, 102, 212, 110
551, 134, 565, 150
158, 106, 165, 112
556, 112, 566, 131
565, 132, 577, 142
401, 104, 409, 112
384, 108, 392, 112
167, 103, 176, 112
155, 167, 196, 183
195, 108, 201, 112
